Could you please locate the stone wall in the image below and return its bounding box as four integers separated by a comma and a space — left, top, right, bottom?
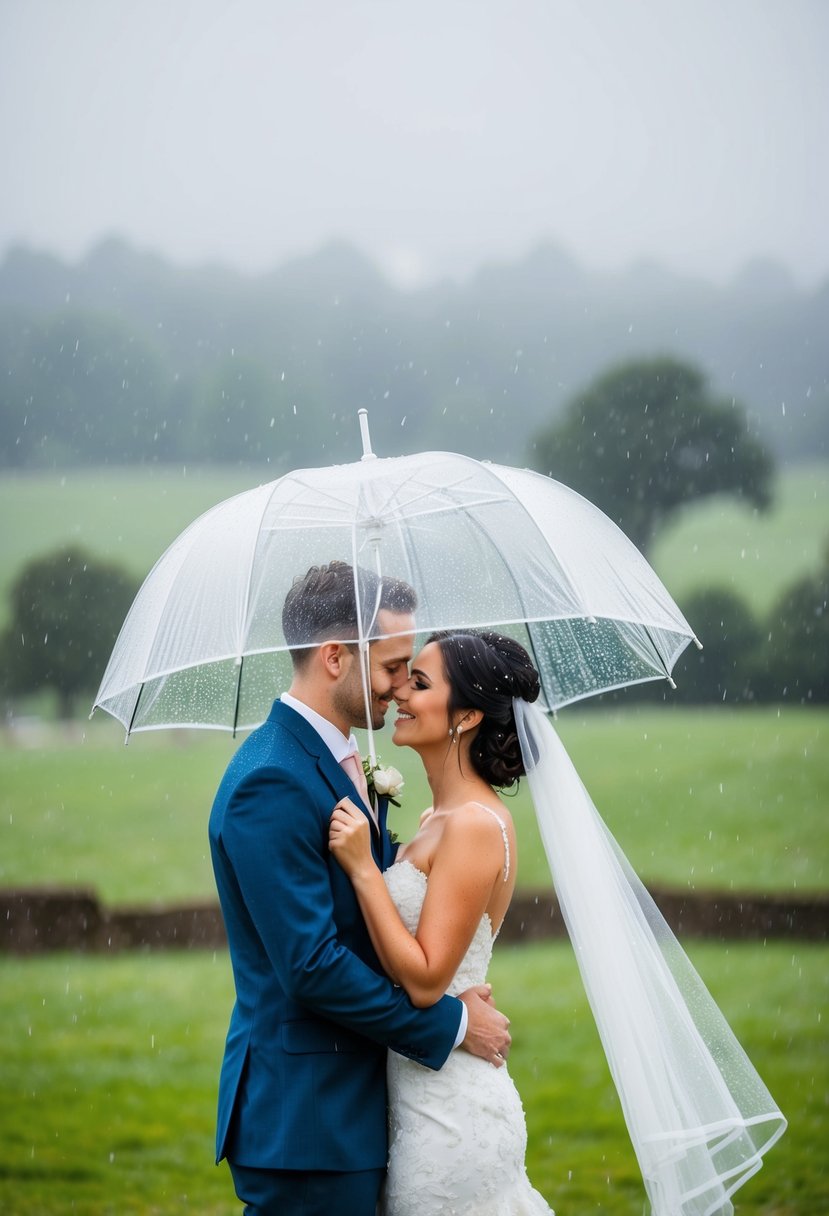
2, 886, 826, 955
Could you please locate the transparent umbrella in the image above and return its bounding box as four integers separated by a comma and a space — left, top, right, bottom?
93, 411, 699, 747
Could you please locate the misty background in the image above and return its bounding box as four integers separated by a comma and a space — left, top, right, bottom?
3, 0, 829, 288
1, 0, 827, 477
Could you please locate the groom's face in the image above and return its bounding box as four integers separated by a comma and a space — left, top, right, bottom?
335, 609, 415, 731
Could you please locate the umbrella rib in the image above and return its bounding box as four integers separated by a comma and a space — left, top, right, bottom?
231, 476, 293, 663
639, 624, 676, 687
372, 456, 517, 519
260, 494, 515, 535
279, 469, 361, 512
428, 479, 561, 708
125, 681, 145, 740
484, 464, 593, 615
362, 463, 480, 518
111, 479, 277, 711
231, 655, 244, 737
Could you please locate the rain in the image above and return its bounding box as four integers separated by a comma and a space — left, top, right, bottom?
0, 1, 827, 1212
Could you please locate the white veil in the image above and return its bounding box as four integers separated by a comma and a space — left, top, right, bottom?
513, 699, 786, 1216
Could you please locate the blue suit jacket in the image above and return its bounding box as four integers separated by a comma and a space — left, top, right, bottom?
208, 699, 462, 1171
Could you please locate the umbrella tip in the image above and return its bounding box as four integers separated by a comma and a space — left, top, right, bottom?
358, 409, 377, 461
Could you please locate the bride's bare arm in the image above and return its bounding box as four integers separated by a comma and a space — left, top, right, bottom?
329, 798, 504, 1007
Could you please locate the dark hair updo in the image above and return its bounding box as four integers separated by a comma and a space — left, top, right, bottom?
426, 630, 541, 789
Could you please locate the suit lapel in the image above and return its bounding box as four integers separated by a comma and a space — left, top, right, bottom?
270, 699, 382, 850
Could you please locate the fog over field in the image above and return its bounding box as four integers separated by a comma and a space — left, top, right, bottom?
1, 0, 827, 287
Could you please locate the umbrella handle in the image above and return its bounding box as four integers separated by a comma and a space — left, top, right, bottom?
359, 641, 378, 769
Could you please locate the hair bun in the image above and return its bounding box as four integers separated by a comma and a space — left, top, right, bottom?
477, 631, 541, 706
428, 629, 541, 790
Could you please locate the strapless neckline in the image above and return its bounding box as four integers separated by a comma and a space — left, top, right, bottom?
390, 856, 497, 941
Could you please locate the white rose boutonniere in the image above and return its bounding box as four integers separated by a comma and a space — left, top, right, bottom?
362, 758, 405, 807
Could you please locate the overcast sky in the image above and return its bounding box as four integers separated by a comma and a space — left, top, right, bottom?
2, 0, 827, 288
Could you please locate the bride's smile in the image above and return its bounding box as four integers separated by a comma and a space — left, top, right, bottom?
392, 643, 456, 749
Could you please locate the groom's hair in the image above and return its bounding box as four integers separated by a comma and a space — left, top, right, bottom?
282, 560, 416, 669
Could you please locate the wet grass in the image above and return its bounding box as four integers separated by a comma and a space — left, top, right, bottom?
0, 950, 236, 1215
491, 939, 828, 1216
651, 461, 828, 616
1, 707, 826, 903
0, 942, 824, 1214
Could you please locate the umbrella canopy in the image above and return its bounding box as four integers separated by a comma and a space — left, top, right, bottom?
93, 425, 698, 737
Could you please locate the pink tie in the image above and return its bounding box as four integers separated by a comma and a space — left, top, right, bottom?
340, 750, 372, 811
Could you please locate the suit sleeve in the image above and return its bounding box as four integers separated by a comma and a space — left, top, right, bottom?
218, 764, 462, 1069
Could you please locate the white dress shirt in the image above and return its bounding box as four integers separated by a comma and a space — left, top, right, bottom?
281, 691, 358, 763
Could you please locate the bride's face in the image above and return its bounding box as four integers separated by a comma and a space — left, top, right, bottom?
392, 641, 453, 749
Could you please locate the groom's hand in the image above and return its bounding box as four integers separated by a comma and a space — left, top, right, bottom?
458, 985, 511, 1068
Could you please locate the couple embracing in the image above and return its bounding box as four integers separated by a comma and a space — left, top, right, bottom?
209, 560, 550, 1215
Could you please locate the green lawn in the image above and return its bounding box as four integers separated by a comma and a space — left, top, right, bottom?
0, 941, 823, 1214
651, 461, 828, 616
2, 707, 825, 904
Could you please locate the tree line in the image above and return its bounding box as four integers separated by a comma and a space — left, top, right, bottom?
1, 237, 826, 472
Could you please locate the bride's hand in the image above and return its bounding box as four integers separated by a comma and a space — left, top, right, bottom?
329, 797, 372, 877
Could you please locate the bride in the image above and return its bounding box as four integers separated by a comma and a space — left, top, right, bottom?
330, 629, 786, 1216
330, 629, 554, 1215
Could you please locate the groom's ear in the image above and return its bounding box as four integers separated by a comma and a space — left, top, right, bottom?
319, 641, 353, 681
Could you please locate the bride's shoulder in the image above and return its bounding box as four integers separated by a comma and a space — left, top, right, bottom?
445, 799, 512, 845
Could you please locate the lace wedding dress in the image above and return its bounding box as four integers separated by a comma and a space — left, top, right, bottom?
382, 856, 554, 1216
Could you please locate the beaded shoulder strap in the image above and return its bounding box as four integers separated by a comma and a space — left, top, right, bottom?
472, 803, 510, 883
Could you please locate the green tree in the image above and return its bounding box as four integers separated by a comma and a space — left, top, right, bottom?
758, 539, 829, 703
1, 546, 138, 718
530, 357, 774, 553
671, 587, 763, 704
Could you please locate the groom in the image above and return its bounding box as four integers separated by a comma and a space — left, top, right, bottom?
209, 560, 511, 1215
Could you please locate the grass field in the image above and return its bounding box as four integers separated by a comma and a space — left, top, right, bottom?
2, 707, 826, 903
0, 941, 824, 1215
0, 462, 826, 1213
0, 464, 261, 627
0, 461, 826, 628
651, 461, 828, 616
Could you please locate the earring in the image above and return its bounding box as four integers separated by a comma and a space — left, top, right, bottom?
456, 725, 463, 740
